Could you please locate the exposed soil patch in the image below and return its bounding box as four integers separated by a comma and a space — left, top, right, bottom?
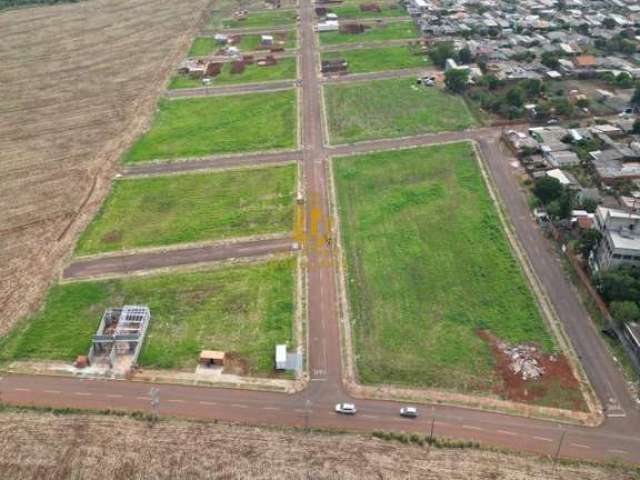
478, 330, 587, 411
223, 351, 249, 375
101, 230, 122, 244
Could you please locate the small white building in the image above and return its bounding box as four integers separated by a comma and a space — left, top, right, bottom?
317, 20, 339, 32
261, 34, 274, 46
275, 344, 288, 370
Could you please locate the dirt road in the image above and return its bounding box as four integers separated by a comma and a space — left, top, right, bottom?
165, 79, 295, 98
62, 237, 295, 280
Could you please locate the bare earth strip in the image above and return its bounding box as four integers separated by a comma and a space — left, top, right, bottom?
0, 410, 635, 480
121, 150, 302, 177
0, 0, 211, 335
164, 80, 297, 98
62, 236, 296, 280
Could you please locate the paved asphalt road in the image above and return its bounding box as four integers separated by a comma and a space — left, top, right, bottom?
3, 0, 639, 465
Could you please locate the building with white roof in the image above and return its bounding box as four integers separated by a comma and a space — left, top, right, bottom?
593, 206, 640, 270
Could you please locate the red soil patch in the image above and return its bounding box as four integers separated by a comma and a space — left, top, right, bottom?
477, 330, 587, 411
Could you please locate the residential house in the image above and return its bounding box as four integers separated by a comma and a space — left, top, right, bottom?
592, 206, 640, 270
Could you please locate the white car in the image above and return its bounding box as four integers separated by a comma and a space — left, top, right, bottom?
335, 403, 357, 415
400, 406, 418, 418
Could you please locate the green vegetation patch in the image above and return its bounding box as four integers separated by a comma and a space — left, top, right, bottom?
325, 77, 477, 144
0, 260, 296, 374
188, 37, 217, 57
322, 46, 429, 74
328, 2, 407, 19
75, 165, 296, 255
221, 9, 298, 28
124, 90, 297, 162
236, 31, 296, 50
319, 20, 417, 45
334, 143, 554, 393
168, 57, 297, 89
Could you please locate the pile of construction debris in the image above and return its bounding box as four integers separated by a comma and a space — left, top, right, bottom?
498, 342, 545, 380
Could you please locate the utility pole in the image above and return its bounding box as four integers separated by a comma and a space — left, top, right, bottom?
554, 430, 566, 462
428, 408, 435, 445
304, 399, 312, 432
149, 387, 160, 424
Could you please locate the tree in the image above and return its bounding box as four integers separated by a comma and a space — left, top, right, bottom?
603, 17, 616, 29
576, 98, 590, 109
541, 51, 560, 69
458, 47, 473, 64
615, 72, 634, 89
547, 189, 573, 219
577, 229, 602, 260
522, 79, 542, 98
428, 41, 457, 69
444, 68, 470, 93
533, 176, 563, 204
609, 301, 640, 327
581, 198, 599, 213
506, 87, 524, 107
633, 119, 640, 134
597, 266, 640, 303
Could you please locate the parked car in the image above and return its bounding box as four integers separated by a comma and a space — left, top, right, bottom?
335, 403, 357, 415
399, 406, 418, 418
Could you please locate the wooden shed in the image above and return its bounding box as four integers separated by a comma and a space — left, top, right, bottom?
199, 350, 225, 367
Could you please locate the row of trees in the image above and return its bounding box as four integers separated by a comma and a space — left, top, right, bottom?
596, 266, 640, 326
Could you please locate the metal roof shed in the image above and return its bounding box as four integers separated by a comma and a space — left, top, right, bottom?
275, 344, 287, 370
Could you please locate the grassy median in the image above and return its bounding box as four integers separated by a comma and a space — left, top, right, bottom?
124, 91, 296, 162
325, 77, 477, 144
334, 143, 554, 394
0, 259, 296, 375
75, 165, 296, 255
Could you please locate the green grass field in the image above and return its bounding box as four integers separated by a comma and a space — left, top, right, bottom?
0, 260, 296, 374
328, 3, 407, 19
319, 20, 417, 45
322, 46, 429, 74
124, 90, 297, 162
221, 9, 297, 28
75, 165, 296, 255
187, 32, 295, 57
236, 31, 296, 50
168, 58, 297, 89
334, 143, 554, 394
324, 77, 477, 144
188, 37, 217, 57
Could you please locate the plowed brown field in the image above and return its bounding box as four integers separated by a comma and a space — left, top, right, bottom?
0, 410, 636, 480
0, 0, 210, 334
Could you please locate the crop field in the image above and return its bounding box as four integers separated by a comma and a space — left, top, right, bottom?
322, 46, 429, 74
0, 259, 296, 374
75, 165, 296, 255
325, 77, 477, 144
0, 0, 209, 336
327, 2, 408, 19
168, 58, 297, 88
124, 90, 297, 162
319, 20, 417, 45
221, 9, 298, 28
334, 143, 560, 398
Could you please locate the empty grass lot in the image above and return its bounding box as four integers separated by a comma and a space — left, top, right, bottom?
75, 165, 296, 255
0, 260, 296, 374
334, 143, 554, 394
322, 46, 429, 74
187, 32, 295, 57
221, 9, 298, 28
124, 91, 296, 162
327, 3, 408, 19
325, 78, 477, 144
168, 58, 296, 89
237, 31, 296, 50
319, 20, 417, 45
